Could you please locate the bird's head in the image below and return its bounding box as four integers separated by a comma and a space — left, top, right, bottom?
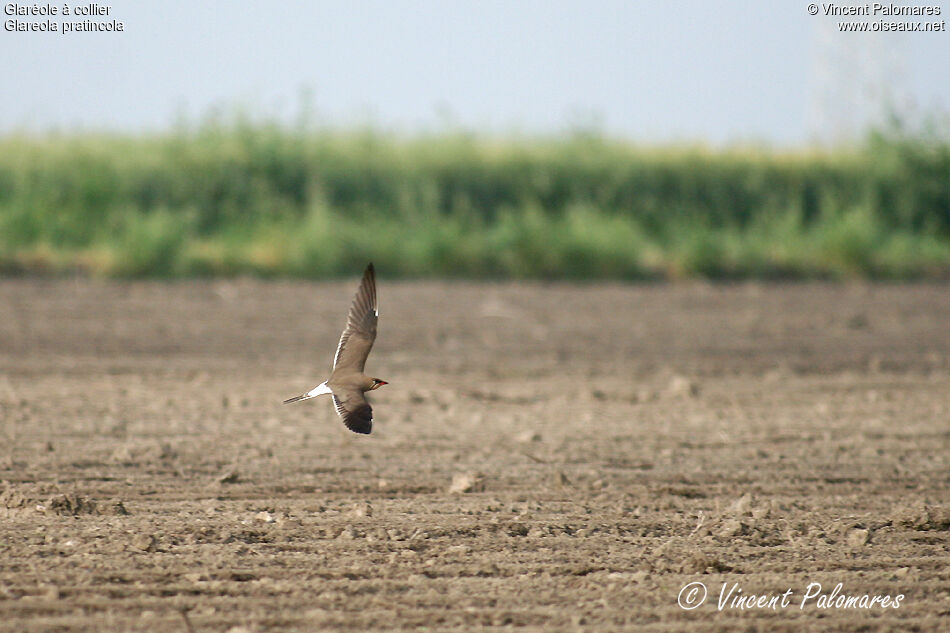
369, 378, 388, 391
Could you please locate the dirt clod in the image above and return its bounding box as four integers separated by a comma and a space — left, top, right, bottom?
448, 472, 484, 494
46, 494, 100, 516
846, 527, 871, 547
131, 534, 157, 552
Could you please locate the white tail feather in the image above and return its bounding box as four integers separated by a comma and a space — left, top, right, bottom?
306, 381, 332, 398
284, 381, 332, 404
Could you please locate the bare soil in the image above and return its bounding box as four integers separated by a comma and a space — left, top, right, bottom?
0, 279, 948, 632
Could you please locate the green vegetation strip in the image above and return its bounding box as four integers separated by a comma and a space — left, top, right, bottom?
1, 123, 948, 278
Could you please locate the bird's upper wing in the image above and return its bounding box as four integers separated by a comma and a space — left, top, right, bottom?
332, 390, 373, 434
333, 263, 378, 372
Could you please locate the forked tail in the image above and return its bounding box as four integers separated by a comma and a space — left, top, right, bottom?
283, 381, 332, 404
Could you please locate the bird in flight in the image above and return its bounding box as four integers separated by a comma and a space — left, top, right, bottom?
283, 263, 387, 434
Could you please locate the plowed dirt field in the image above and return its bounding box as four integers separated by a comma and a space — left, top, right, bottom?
1, 280, 948, 632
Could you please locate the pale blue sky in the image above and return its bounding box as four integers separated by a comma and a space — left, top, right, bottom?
2, 1, 948, 145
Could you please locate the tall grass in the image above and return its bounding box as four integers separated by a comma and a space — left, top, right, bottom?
0, 120, 948, 278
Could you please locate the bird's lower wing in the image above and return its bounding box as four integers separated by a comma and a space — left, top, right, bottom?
332, 392, 373, 434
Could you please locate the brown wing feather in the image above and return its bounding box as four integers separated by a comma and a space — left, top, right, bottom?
333, 263, 378, 372
332, 392, 373, 434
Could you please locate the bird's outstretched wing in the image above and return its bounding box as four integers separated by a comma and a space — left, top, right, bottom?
332, 390, 373, 434
332, 263, 378, 372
